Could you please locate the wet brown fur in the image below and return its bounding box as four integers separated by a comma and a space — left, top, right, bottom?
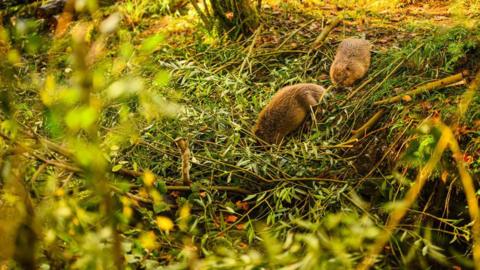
330, 38, 372, 87
253, 83, 326, 145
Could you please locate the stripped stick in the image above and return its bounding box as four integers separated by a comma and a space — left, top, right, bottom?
342, 109, 385, 145
174, 137, 192, 186
374, 71, 467, 105
351, 109, 385, 138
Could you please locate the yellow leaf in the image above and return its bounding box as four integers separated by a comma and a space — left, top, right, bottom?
150, 190, 162, 204
180, 204, 190, 219
139, 231, 158, 250
54, 188, 65, 197
112, 164, 123, 172
179, 204, 191, 231
156, 216, 174, 232
40, 75, 56, 106
143, 171, 155, 187
7, 49, 21, 65
123, 206, 132, 219
402, 95, 412, 102
441, 171, 448, 183
44, 229, 56, 244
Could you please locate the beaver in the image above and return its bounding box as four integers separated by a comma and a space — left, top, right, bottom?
330, 38, 372, 87
253, 83, 326, 145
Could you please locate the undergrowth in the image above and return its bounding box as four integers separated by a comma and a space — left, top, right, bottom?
1, 0, 480, 269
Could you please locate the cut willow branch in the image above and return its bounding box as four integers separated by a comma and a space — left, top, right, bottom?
166, 185, 250, 194
342, 109, 385, 146
239, 24, 262, 75
350, 109, 385, 139
312, 17, 342, 49
373, 71, 468, 105
32, 156, 252, 195
304, 17, 341, 74
111, 184, 250, 202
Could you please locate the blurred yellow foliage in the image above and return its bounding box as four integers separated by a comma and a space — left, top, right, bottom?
156, 216, 174, 232
139, 231, 159, 250
143, 171, 155, 187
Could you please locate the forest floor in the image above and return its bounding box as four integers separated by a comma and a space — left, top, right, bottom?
2, 0, 480, 269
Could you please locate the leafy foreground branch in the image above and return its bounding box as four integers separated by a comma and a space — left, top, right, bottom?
0, 130, 251, 195
358, 66, 480, 270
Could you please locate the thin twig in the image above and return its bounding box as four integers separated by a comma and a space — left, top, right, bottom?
275, 19, 314, 50
238, 24, 262, 75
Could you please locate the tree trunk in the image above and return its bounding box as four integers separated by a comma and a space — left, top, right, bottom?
208, 0, 259, 39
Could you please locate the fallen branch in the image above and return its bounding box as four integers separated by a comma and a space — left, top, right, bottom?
32, 155, 251, 195
166, 185, 250, 194
373, 71, 468, 105
111, 184, 250, 203
29, 153, 81, 173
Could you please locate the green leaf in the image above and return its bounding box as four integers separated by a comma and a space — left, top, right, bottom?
112, 164, 123, 172
140, 34, 164, 54
155, 180, 167, 194
244, 194, 257, 201
154, 70, 170, 87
